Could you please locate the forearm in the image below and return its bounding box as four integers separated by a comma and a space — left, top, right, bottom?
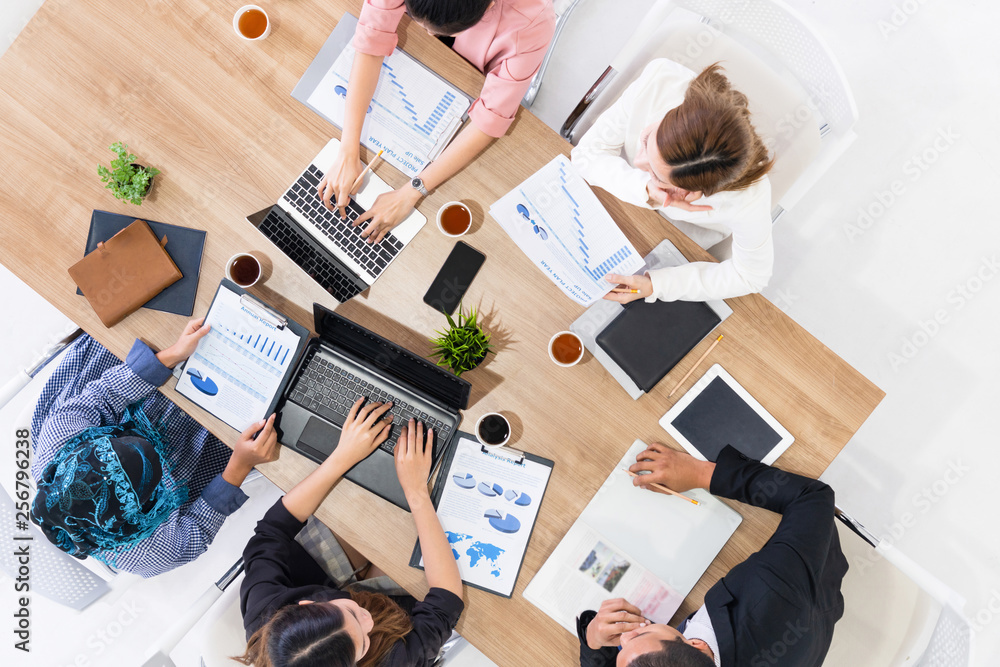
342, 52, 383, 150
408, 491, 462, 596
281, 453, 354, 522
418, 125, 494, 191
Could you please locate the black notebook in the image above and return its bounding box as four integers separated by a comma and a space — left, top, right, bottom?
76, 210, 206, 317
596, 300, 721, 392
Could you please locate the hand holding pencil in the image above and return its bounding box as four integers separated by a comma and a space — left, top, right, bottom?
628, 442, 716, 499
603, 272, 653, 304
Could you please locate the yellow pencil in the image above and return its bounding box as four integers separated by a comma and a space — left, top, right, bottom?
622, 469, 700, 506
668, 334, 723, 398
350, 149, 384, 191
611, 288, 639, 294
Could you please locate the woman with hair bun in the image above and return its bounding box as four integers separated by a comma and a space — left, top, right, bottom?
572, 60, 776, 303
236, 404, 463, 667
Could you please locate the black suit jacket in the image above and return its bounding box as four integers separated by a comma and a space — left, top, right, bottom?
578, 446, 848, 667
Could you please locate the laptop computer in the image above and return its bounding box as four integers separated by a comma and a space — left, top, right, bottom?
278, 304, 471, 510
248, 137, 426, 303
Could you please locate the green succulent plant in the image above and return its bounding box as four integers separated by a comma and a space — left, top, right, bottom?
97, 142, 160, 205
429, 305, 493, 376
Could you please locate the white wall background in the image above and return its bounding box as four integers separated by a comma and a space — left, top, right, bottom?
2, 0, 998, 665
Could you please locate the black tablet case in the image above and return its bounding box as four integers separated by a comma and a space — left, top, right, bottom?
596, 299, 721, 392
77, 210, 206, 317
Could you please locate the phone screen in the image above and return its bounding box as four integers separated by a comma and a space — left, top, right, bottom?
423, 241, 486, 315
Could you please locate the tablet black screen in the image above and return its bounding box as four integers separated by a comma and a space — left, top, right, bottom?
671, 377, 782, 462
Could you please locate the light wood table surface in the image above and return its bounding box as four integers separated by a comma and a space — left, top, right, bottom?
0, 2, 883, 665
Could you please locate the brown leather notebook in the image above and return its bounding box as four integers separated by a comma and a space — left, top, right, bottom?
68, 219, 183, 327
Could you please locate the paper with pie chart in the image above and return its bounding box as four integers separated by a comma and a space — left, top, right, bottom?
419, 436, 553, 596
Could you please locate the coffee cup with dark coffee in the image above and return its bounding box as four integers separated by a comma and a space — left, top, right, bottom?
226, 252, 263, 288
475, 412, 511, 448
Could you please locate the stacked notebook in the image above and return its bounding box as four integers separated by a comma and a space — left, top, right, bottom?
69, 211, 206, 327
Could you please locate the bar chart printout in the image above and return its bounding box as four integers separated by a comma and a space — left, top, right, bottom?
307, 43, 472, 177
489, 156, 644, 306
176, 288, 300, 431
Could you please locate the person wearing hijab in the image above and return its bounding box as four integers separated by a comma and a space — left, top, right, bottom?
30, 318, 280, 577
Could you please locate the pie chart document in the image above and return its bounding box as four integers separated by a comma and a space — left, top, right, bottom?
411, 435, 554, 597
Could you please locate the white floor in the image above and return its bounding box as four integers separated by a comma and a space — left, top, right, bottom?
2, 1, 1000, 665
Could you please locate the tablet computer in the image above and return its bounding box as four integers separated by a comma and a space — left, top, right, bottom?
659, 364, 794, 465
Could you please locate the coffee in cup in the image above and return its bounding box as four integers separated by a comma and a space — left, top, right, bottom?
226, 253, 262, 287
437, 201, 472, 237
234, 5, 270, 41
548, 331, 584, 367
476, 412, 511, 448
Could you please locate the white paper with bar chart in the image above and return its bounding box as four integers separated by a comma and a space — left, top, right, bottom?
489, 156, 644, 306
300, 17, 473, 178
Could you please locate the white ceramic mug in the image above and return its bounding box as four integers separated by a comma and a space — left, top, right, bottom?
233, 5, 271, 41
225, 252, 263, 287
548, 330, 584, 367
436, 201, 472, 237
475, 412, 511, 448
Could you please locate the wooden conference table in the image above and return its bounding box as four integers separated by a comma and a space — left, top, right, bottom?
0, 2, 883, 664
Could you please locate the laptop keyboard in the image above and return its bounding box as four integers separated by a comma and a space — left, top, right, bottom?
258, 209, 364, 303
285, 165, 404, 279
288, 352, 452, 457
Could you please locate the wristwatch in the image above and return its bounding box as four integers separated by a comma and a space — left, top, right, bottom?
410, 176, 429, 197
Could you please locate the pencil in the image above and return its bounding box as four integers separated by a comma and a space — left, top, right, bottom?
622, 468, 700, 506
668, 334, 723, 398
611, 288, 639, 294
350, 149, 384, 191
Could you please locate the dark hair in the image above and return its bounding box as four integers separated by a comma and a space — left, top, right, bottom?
403, 0, 493, 35
656, 63, 773, 197
234, 591, 412, 667
627, 639, 716, 667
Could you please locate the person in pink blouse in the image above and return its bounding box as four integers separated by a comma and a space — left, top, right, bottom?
318, 0, 556, 243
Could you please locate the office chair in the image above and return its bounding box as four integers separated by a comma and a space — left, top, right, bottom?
561, 0, 858, 223
831, 510, 974, 666
521, 0, 583, 107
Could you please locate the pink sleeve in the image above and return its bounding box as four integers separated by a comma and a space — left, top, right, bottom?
469, 10, 556, 138
352, 0, 406, 57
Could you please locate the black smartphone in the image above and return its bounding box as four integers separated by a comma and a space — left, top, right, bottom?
423, 241, 486, 315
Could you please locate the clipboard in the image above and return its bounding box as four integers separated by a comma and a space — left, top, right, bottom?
409, 431, 554, 598
175, 279, 310, 431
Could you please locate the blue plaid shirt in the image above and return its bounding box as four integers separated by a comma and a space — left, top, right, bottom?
31, 334, 248, 577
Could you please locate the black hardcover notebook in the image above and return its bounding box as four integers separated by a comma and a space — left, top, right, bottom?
596, 300, 721, 392
76, 210, 206, 317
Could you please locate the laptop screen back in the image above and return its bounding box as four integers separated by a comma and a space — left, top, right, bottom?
313, 304, 471, 411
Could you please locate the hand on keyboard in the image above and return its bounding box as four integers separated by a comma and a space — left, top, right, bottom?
353, 186, 421, 244
318, 152, 364, 220
394, 418, 435, 499
332, 398, 394, 467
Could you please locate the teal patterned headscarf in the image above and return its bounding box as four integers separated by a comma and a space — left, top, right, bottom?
30, 403, 188, 561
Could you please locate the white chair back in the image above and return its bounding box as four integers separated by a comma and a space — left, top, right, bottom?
828, 521, 974, 666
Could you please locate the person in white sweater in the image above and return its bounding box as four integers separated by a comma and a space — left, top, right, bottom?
571, 59, 775, 303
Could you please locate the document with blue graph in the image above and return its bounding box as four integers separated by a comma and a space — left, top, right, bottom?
489, 156, 645, 306
176, 281, 308, 432
299, 14, 473, 178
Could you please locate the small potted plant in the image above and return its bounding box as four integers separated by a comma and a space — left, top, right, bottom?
97, 142, 160, 205
429, 305, 494, 376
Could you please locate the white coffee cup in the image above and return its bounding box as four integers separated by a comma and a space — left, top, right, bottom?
475, 412, 511, 448
233, 5, 271, 41
548, 331, 584, 367
225, 252, 263, 288
436, 201, 472, 237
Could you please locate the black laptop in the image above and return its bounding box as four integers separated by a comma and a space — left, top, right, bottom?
278, 304, 471, 510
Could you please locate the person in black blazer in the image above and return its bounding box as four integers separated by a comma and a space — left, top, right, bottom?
577, 443, 848, 667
